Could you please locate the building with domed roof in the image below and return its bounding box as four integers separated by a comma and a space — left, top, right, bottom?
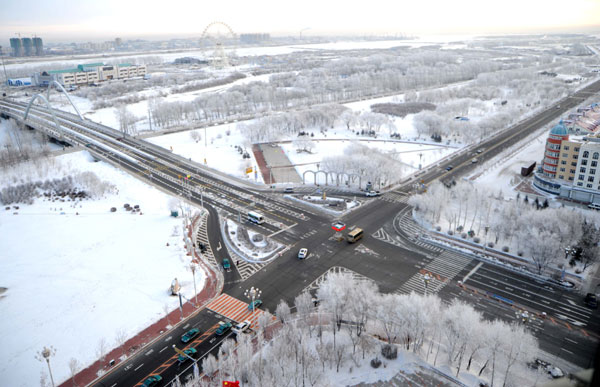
534, 120, 600, 205
541, 121, 570, 179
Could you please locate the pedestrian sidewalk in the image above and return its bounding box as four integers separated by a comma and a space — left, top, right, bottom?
62, 212, 223, 387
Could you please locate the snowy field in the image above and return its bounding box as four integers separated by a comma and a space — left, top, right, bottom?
146, 122, 264, 183
0, 151, 203, 386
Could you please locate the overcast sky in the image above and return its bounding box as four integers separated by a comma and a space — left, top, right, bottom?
1, 0, 599, 43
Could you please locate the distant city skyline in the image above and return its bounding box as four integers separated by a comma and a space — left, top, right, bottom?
0, 0, 599, 43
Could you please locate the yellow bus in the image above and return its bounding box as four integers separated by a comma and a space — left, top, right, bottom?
346, 227, 364, 243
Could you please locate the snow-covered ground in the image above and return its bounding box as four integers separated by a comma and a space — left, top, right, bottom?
146, 123, 264, 183
225, 219, 283, 262
0, 151, 203, 386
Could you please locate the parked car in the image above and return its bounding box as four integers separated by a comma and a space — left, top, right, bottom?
284, 187, 294, 193
142, 375, 162, 387
445, 166, 453, 171
234, 320, 251, 333
476, 149, 484, 154
365, 191, 380, 197
181, 328, 200, 343
298, 248, 308, 259
222, 258, 231, 271
177, 348, 198, 364
248, 299, 263, 310
584, 293, 598, 309
216, 321, 233, 336
549, 366, 564, 378
471, 158, 478, 163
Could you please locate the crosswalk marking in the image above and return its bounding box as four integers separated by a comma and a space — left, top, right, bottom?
396, 250, 472, 296
372, 226, 443, 254
304, 266, 375, 294
195, 211, 218, 268
206, 293, 273, 329
380, 191, 411, 204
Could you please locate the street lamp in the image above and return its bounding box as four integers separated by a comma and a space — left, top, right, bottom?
35, 346, 56, 387
244, 286, 262, 314
423, 273, 433, 296
189, 263, 198, 305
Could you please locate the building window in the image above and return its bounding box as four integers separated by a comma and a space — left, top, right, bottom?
583, 151, 589, 158
571, 162, 577, 166
589, 176, 595, 182
573, 155, 578, 159
570, 169, 576, 173
592, 161, 598, 167
587, 184, 593, 188
563, 146, 570, 150
575, 147, 580, 152
560, 168, 566, 172
569, 177, 574, 181
561, 160, 567, 165
594, 152, 600, 160
562, 153, 568, 157
580, 167, 586, 173
559, 175, 564, 179
579, 174, 585, 180
583, 159, 588, 166
592, 169, 597, 175
577, 182, 583, 186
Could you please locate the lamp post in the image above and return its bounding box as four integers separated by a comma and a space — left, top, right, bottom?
35, 346, 56, 387
244, 286, 262, 314
483, 225, 490, 250
190, 263, 198, 305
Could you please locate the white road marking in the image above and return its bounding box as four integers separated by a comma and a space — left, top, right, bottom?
564, 338, 578, 344
134, 363, 144, 371
110, 384, 117, 387
461, 262, 483, 283
165, 336, 172, 342
183, 323, 190, 329
217, 242, 222, 251
145, 349, 154, 356
159, 346, 168, 353
560, 348, 574, 354
268, 222, 297, 237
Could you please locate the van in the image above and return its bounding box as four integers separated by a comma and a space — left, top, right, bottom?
588, 203, 600, 210
347, 228, 364, 243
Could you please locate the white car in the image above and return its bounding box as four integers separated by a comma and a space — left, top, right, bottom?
298, 248, 308, 259
471, 158, 478, 163
365, 191, 379, 197
234, 320, 251, 333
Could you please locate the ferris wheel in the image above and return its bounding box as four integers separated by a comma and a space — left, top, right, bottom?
200, 21, 237, 68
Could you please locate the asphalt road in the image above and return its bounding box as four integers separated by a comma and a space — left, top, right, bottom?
2, 79, 600, 385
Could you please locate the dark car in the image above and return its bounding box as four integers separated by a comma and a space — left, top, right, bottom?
445, 166, 453, 171
142, 375, 162, 387
177, 348, 198, 364
222, 258, 231, 271
284, 187, 294, 193
181, 328, 200, 343
248, 299, 263, 310
584, 293, 598, 309
216, 321, 233, 336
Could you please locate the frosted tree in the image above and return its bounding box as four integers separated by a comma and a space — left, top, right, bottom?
275, 299, 291, 324
115, 328, 128, 357
68, 358, 80, 387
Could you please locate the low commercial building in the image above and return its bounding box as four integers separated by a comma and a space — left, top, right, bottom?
32, 63, 146, 87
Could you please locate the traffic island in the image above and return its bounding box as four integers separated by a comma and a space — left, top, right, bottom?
223, 218, 285, 264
